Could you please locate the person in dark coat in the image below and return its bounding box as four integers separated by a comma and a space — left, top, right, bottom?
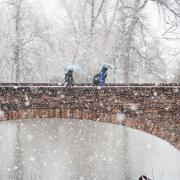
64, 70, 74, 86
139, 175, 151, 180
93, 65, 108, 86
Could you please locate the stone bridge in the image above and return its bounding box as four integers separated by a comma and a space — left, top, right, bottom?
0, 83, 179, 150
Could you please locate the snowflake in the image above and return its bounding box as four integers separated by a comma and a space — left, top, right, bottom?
153, 92, 158, 97
116, 113, 125, 123
129, 104, 138, 111
29, 157, 35, 162
25, 100, 30, 107
174, 88, 179, 93
0, 110, 4, 117
25, 95, 29, 100
27, 134, 34, 140
146, 144, 151, 149
60, 94, 65, 98
7, 168, 11, 172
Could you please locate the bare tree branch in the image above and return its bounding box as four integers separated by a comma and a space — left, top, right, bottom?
139, 0, 149, 10
154, 0, 180, 18
94, 0, 106, 22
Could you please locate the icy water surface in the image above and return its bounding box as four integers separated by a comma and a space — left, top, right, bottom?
0, 118, 179, 180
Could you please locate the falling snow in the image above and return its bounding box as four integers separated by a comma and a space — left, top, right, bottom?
0, 0, 179, 179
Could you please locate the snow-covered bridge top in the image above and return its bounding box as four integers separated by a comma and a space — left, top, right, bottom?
0, 83, 179, 87
0, 83, 179, 150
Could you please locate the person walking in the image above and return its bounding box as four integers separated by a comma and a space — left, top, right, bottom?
99, 65, 108, 86
64, 70, 74, 86
93, 65, 108, 86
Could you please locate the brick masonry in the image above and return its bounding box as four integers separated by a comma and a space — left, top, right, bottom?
0, 84, 179, 150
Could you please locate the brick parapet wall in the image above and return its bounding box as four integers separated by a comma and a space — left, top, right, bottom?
0, 84, 179, 150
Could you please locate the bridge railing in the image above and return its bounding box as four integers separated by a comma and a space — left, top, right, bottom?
0, 83, 179, 87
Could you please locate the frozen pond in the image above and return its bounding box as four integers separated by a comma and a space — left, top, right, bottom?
0, 118, 179, 180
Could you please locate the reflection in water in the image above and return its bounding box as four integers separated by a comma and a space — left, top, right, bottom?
0, 118, 179, 180
122, 128, 130, 179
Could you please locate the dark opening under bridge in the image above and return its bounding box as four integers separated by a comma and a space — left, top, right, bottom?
0, 83, 179, 150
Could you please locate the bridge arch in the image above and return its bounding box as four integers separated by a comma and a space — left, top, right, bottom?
0, 84, 179, 150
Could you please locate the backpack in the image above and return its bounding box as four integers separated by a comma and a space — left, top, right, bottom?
93, 73, 99, 85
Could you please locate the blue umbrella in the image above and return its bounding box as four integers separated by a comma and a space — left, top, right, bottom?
64, 65, 83, 73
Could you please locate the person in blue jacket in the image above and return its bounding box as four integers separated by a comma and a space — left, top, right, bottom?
93, 65, 108, 86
